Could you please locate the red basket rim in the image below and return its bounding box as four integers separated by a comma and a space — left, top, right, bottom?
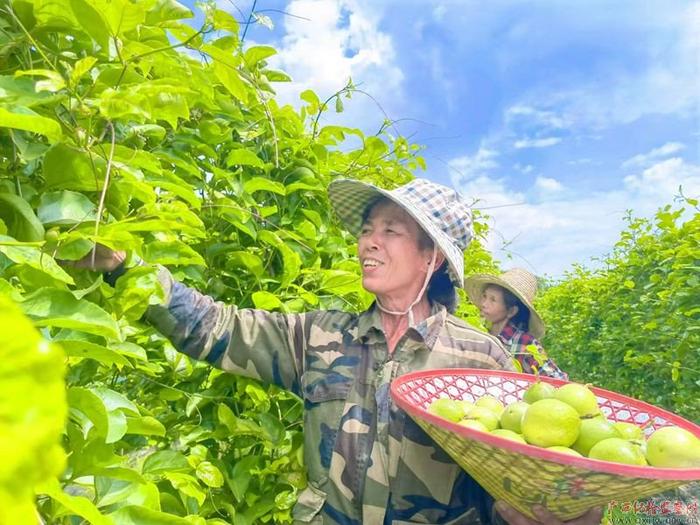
390, 368, 700, 481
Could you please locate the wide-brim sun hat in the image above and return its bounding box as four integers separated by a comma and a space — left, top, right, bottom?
327, 178, 473, 288
464, 268, 546, 339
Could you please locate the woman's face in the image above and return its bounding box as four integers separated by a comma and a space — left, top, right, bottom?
358, 200, 435, 303
479, 285, 516, 325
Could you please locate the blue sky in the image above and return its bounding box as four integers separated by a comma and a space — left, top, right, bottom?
184, 0, 699, 277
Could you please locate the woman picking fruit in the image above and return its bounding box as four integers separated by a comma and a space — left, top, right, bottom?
466, 268, 568, 379
76, 179, 602, 525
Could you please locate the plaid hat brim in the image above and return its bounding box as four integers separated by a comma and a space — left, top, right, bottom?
328, 179, 465, 288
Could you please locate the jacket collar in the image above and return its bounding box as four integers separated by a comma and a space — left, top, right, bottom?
354, 301, 447, 351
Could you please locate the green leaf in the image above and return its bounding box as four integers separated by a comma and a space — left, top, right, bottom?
229, 456, 258, 502
113, 266, 165, 321
213, 61, 248, 102
226, 149, 265, 169
251, 291, 283, 310
109, 505, 193, 525
69, 0, 111, 51
0, 107, 62, 142
90, 0, 146, 35
217, 403, 238, 432
67, 386, 110, 439
0, 236, 73, 284
300, 89, 320, 107
212, 9, 239, 33
125, 415, 166, 437
243, 176, 285, 195
21, 288, 121, 339
142, 450, 190, 475
43, 143, 106, 192
0, 194, 45, 241
258, 412, 284, 444
38, 478, 112, 525
37, 190, 97, 226
60, 339, 132, 368
259, 230, 302, 287
263, 69, 292, 82
0, 75, 54, 107
14, 69, 66, 92
244, 45, 277, 66
92, 387, 140, 415
228, 251, 264, 277
146, 0, 193, 24
195, 461, 224, 488
162, 473, 206, 505
143, 240, 206, 266
70, 56, 98, 86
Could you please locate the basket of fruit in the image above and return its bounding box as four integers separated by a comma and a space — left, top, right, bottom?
390, 369, 700, 521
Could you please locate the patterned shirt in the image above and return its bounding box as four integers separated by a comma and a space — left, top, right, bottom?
498, 323, 568, 380
146, 268, 516, 525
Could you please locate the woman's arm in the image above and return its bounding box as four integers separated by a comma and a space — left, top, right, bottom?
144, 266, 307, 395
72, 247, 307, 394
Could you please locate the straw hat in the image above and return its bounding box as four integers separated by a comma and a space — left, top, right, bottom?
327, 178, 473, 287
464, 268, 545, 338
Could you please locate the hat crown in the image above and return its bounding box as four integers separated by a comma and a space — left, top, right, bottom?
391, 178, 472, 250
499, 268, 538, 304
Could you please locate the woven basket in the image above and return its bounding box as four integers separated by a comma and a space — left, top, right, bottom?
390, 369, 700, 521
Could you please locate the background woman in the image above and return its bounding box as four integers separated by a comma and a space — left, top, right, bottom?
466, 268, 567, 379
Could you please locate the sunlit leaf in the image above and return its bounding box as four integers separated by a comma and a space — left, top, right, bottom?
226, 148, 265, 169
0, 236, 73, 284
37, 190, 96, 226
21, 288, 120, 339
0, 193, 45, 241
0, 107, 62, 142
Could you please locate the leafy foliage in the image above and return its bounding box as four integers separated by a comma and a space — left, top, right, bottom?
0, 1, 496, 523
0, 295, 66, 524
539, 203, 700, 422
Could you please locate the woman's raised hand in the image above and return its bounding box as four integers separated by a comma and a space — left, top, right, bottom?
72, 245, 127, 272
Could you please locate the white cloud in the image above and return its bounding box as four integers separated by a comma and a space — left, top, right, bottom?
449, 153, 700, 278
263, 0, 403, 130
621, 142, 686, 169
534, 176, 564, 193
521, 4, 700, 131
624, 157, 700, 197
505, 105, 569, 131
513, 137, 562, 149
449, 146, 499, 184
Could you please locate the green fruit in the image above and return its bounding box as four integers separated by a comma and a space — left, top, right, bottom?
554, 383, 600, 417
464, 406, 500, 431
500, 401, 529, 433
521, 399, 581, 448
44, 228, 60, 242
646, 426, 700, 468
475, 395, 504, 417
457, 400, 474, 414
428, 398, 465, 422
522, 382, 556, 404
458, 419, 489, 432
589, 438, 647, 465
572, 417, 621, 456
547, 446, 583, 457
613, 422, 644, 441
491, 429, 526, 443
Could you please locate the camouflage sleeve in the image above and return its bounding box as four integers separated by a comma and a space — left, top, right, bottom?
145, 266, 305, 395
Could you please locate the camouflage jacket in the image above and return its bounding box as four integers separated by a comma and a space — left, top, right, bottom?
147, 268, 516, 524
